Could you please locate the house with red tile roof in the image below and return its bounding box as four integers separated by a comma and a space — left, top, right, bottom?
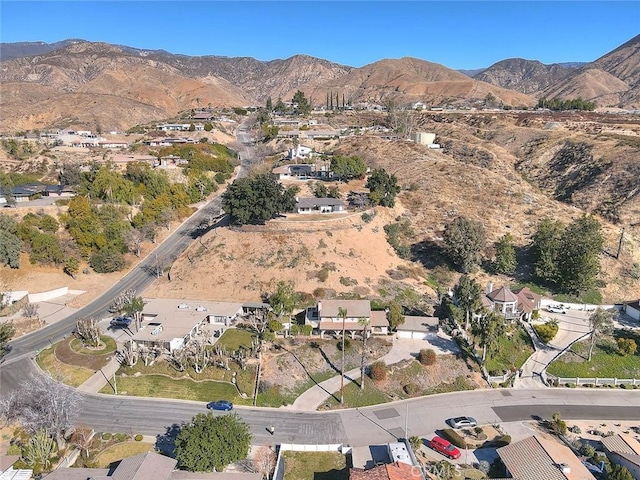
482, 284, 542, 321
350, 461, 421, 480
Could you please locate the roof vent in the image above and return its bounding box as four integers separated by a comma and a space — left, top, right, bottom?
151, 325, 163, 336
195, 305, 206, 312
178, 303, 189, 309
558, 463, 571, 474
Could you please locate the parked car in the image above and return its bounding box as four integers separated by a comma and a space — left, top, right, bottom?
447, 416, 478, 429
429, 436, 461, 459
547, 305, 567, 314
206, 400, 233, 411
110, 316, 132, 328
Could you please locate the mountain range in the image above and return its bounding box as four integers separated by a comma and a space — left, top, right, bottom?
0, 34, 638, 132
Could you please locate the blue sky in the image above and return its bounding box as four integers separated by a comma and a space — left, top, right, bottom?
1, 1, 638, 69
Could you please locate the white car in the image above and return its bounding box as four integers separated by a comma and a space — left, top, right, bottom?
547, 305, 567, 314
447, 416, 478, 429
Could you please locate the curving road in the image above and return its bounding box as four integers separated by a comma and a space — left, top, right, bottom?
2, 125, 639, 447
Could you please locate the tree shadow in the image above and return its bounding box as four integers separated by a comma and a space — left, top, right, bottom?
156, 423, 181, 457
410, 239, 451, 270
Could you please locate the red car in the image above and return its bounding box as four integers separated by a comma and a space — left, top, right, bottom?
429, 436, 461, 459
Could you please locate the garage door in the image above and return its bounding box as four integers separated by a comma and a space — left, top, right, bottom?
397, 331, 436, 340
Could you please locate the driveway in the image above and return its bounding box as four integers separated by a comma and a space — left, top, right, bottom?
514, 309, 592, 388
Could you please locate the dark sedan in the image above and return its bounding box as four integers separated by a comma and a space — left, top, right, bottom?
206, 400, 233, 411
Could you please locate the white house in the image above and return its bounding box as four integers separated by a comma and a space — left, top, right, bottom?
288, 145, 313, 160
131, 298, 243, 352
306, 300, 371, 338
396, 315, 439, 340
157, 124, 191, 131
295, 197, 346, 214
623, 300, 640, 321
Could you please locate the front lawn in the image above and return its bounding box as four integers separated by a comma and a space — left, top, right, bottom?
547, 331, 640, 378
483, 326, 534, 374
93, 441, 153, 468
99, 375, 242, 403
320, 376, 391, 409
216, 328, 255, 351
283, 451, 349, 480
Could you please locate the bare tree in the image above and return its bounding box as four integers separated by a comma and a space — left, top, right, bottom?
186, 339, 212, 374
139, 346, 160, 367
109, 289, 137, 315
126, 229, 145, 257
22, 302, 40, 319
70, 424, 94, 458
159, 208, 174, 231
0, 373, 81, 448
588, 308, 615, 362
241, 445, 276, 479
75, 318, 102, 347
169, 347, 187, 372
120, 340, 139, 367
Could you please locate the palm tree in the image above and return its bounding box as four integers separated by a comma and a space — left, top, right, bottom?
359, 317, 370, 391
338, 307, 347, 404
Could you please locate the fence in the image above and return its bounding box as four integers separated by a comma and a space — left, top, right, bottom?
273, 443, 345, 480
549, 376, 640, 387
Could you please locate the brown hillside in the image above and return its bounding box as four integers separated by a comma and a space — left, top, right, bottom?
541, 68, 631, 106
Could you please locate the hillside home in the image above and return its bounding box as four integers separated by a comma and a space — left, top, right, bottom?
480, 284, 542, 321
497, 435, 595, 480
97, 140, 129, 149
395, 315, 439, 340
42, 451, 262, 480
131, 298, 243, 353
623, 300, 640, 321
191, 111, 216, 121
305, 300, 388, 338
601, 434, 640, 479
288, 145, 313, 160
158, 123, 191, 131
273, 160, 332, 180
295, 197, 346, 214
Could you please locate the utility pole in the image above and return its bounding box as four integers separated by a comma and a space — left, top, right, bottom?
339, 307, 347, 405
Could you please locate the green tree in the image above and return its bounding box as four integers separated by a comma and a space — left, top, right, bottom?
29, 233, 63, 265
64, 257, 80, 279
409, 435, 422, 451
442, 216, 486, 273
89, 248, 126, 273
274, 97, 286, 113
472, 311, 504, 362
222, 173, 297, 225
268, 281, 299, 326
330, 155, 367, 182
312, 181, 328, 198
531, 217, 563, 286
175, 412, 252, 472
0, 215, 21, 268
59, 162, 82, 187
204, 122, 213, 132
493, 233, 517, 275
366, 168, 401, 207
587, 308, 614, 362
386, 302, 405, 331
557, 215, 604, 294
292, 90, 311, 115
453, 275, 483, 330
609, 464, 633, 480
550, 411, 567, 436
617, 337, 637, 356
189, 123, 196, 132
0, 321, 15, 357
265, 97, 273, 112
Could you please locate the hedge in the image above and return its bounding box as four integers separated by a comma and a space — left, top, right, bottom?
492, 435, 512, 447
533, 321, 559, 343
440, 428, 469, 449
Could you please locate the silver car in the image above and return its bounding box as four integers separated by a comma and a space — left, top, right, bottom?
447, 416, 478, 429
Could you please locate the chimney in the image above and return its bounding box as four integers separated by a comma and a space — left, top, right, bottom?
486, 282, 493, 294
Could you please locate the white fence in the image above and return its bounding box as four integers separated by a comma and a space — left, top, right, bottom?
273, 444, 345, 480
551, 376, 640, 387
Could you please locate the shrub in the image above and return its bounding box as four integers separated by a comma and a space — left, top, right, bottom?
617, 337, 637, 356
440, 428, 468, 449
317, 267, 329, 282
114, 433, 127, 442
337, 337, 352, 351
361, 212, 375, 223
533, 321, 559, 343
403, 383, 420, 395
369, 361, 387, 381
418, 348, 436, 366
493, 435, 512, 447
101, 433, 112, 441
134, 434, 143, 441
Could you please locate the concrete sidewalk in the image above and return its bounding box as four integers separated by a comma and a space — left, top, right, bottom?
284, 334, 459, 411
77, 354, 120, 394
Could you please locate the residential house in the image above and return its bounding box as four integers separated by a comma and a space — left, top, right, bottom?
0, 455, 31, 480
191, 111, 216, 121
350, 462, 417, 480
0, 183, 49, 203
295, 197, 346, 214
601, 434, 640, 479
288, 145, 313, 160
131, 298, 243, 352
272, 160, 332, 180
395, 315, 439, 340
158, 124, 191, 131
370, 310, 390, 335
497, 435, 595, 480
306, 299, 372, 338
42, 451, 262, 480
482, 284, 542, 321
97, 140, 130, 149
623, 300, 640, 321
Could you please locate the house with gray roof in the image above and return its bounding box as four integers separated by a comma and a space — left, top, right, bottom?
306, 299, 386, 338
601, 434, 640, 479
497, 435, 595, 480
295, 197, 346, 214
41, 451, 262, 480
